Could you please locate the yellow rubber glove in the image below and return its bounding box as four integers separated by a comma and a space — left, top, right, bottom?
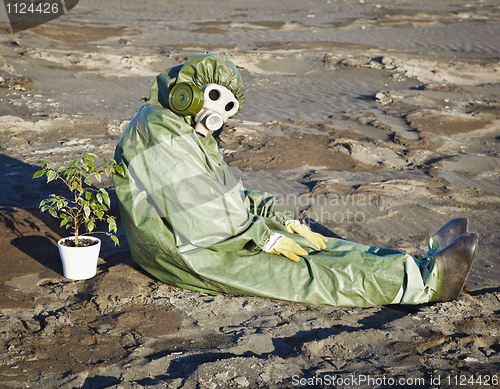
270, 236, 308, 262
262, 233, 308, 262
286, 221, 327, 250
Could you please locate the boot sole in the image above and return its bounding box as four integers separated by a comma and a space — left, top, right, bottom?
433, 232, 478, 302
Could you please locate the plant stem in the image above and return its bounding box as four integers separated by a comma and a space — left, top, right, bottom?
74, 185, 79, 245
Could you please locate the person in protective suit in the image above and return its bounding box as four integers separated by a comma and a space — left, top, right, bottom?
113, 53, 478, 307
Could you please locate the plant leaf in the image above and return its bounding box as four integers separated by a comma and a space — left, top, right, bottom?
33, 170, 45, 179
101, 191, 110, 207
84, 205, 91, 219
87, 219, 96, 233
69, 180, 78, 192
110, 235, 119, 246
107, 216, 117, 233
95, 172, 101, 182
115, 165, 124, 176
49, 209, 58, 218
47, 170, 57, 183
85, 191, 93, 201
95, 203, 107, 211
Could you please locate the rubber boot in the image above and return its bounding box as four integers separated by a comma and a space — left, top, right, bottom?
429, 232, 479, 302
432, 217, 469, 250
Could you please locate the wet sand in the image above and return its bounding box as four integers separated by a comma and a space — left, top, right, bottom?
1, 0, 500, 387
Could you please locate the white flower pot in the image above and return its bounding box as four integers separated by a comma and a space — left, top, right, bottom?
58, 236, 101, 280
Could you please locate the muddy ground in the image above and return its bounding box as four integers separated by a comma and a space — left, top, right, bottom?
0, 0, 500, 388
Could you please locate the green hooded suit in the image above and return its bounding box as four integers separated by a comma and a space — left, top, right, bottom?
114, 53, 435, 307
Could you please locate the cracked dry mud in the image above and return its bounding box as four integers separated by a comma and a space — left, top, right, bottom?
1, 0, 500, 388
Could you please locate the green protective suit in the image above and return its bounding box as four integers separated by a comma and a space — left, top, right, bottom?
114, 53, 429, 307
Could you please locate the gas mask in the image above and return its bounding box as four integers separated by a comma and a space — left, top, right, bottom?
169, 82, 239, 136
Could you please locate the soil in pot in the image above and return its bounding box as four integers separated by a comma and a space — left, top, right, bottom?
60, 238, 99, 248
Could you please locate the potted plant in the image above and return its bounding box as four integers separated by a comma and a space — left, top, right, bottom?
33, 147, 125, 280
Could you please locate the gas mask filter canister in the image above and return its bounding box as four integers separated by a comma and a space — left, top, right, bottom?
168, 83, 204, 117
